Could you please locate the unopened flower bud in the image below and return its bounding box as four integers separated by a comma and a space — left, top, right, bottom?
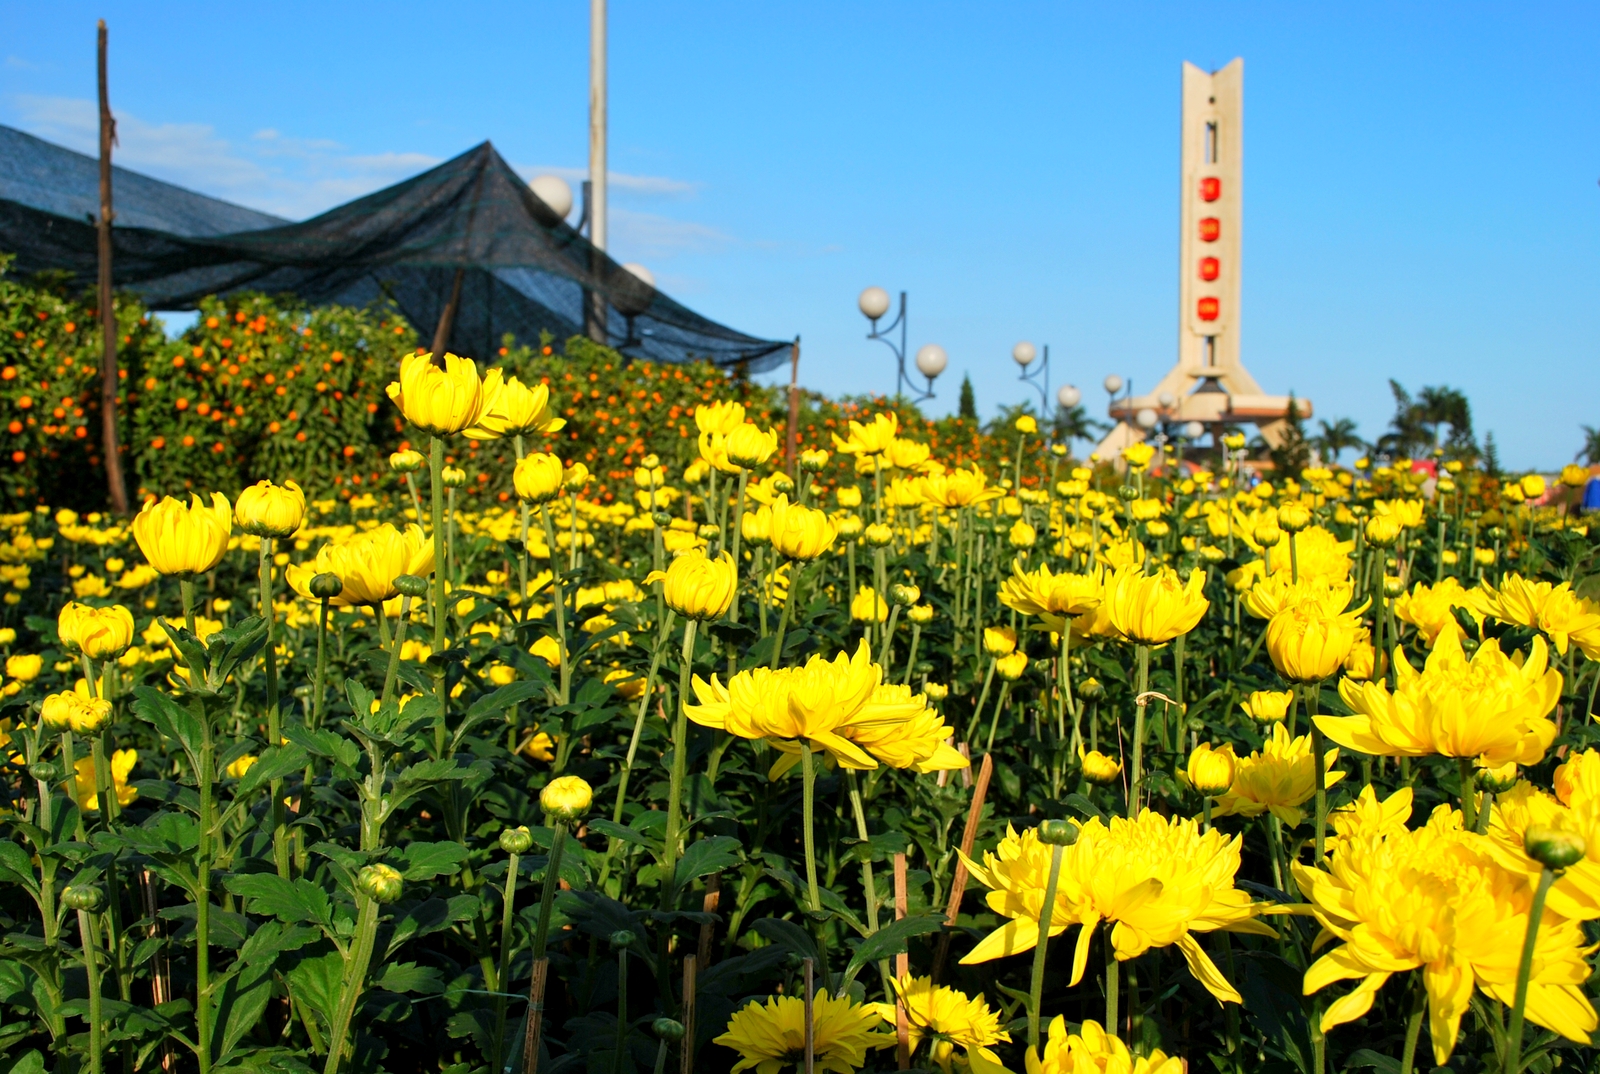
1079, 748, 1121, 785
770, 474, 795, 496
651, 511, 673, 528
389, 450, 425, 473
441, 466, 468, 489
61, 884, 106, 913
1477, 762, 1519, 794
1276, 502, 1311, 532
1078, 677, 1104, 700
907, 604, 935, 624
923, 682, 948, 700
358, 863, 404, 904
1037, 819, 1078, 846
889, 583, 920, 608
310, 572, 344, 600
863, 523, 894, 548
609, 929, 637, 950
1116, 485, 1139, 502
30, 761, 61, 783
799, 450, 829, 473
1525, 825, 1587, 871
499, 826, 534, 855
652, 1017, 686, 1043
540, 775, 593, 821
394, 574, 429, 600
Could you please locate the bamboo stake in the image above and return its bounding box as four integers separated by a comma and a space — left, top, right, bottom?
931, 752, 993, 982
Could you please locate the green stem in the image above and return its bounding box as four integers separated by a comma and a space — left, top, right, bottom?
1504, 867, 1557, 1074
877, 604, 901, 670
1128, 645, 1149, 818
1028, 844, 1065, 1051
1308, 686, 1327, 864
729, 470, 750, 622
801, 740, 821, 912
965, 659, 997, 745
1105, 921, 1120, 1035
322, 896, 380, 1074
197, 703, 215, 1074
260, 537, 289, 879
771, 565, 796, 669
380, 595, 414, 704
313, 597, 332, 728
600, 613, 675, 889
1458, 757, 1478, 832
845, 771, 881, 934
985, 682, 1013, 753
429, 437, 448, 754
900, 624, 922, 686
78, 908, 103, 1074
530, 822, 568, 961
1398, 975, 1425, 1074
491, 850, 522, 1073
541, 508, 572, 707
662, 619, 699, 899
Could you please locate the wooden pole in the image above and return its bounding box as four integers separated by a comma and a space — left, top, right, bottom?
521, 957, 549, 1074
802, 957, 815, 1074
785, 337, 801, 478
679, 955, 697, 1074
95, 20, 129, 515
431, 268, 465, 357
930, 752, 993, 982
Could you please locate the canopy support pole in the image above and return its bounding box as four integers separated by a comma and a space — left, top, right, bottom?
431, 268, 465, 356
96, 20, 129, 515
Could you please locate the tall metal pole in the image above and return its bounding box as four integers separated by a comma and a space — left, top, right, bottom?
589, 0, 607, 253
96, 20, 129, 515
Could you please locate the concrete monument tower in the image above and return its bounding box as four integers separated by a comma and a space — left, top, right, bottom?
1097, 58, 1309, 458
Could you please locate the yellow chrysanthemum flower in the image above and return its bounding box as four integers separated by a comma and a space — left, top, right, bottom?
1211, 722, 1345, 827
958, 813, 1272, 1005
714, 992, 894, 1074
1103, 565, 1208, 645
831, 411, 899, 457
1295, 795, 1597, 1066
1322, 630, 1561, 767
870, 975, 1010, 1074
917, 466, 1004, 508
1026, 1018, 1183, 1074
1393, 577, 1478, 647
998, 562, 1103, 633
1477, 573, 1600, 658
72, 748, 138, 812
286, 523, 435, 608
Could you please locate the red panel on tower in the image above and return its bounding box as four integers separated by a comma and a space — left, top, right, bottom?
1199, 177, 1222, 201
1197, 297, 1220, 321
1198, 257, 1220, 281
1199, 218, 1221, 242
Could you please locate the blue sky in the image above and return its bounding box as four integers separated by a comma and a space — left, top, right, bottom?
2, 1, 1597, 468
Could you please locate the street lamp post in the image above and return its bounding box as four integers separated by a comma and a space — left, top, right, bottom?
859, 287, 943, 402
1013, 342, 1050, 413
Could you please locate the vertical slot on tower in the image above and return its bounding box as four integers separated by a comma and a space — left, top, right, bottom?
1202, 335, 1216, 367
1204, 121, 1218, 165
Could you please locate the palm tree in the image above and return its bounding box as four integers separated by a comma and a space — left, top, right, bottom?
1579, 425, 1600, 466
1313, 417, 1364, 464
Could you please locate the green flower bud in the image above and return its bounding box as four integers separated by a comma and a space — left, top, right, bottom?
310, 572, 344, 600
61, 884, 106, 912
653, 1018, 686, 1042
357, 863, 404, 905
30, 761, 61, 783
393, 574, 429, 600
1037, 819, 1079, 847
499, 826, 534, 855
651, 511, 673, 528
609, 929, 637, 950
1525, 826, 1587, 871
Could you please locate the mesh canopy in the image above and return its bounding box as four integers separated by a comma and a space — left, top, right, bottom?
0, 125, 790, 371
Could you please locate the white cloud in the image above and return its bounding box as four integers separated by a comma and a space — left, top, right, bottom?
512, 162, 697, 197
609, 208, 732, 258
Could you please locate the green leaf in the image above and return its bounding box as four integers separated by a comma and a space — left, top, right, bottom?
399, 841, 470, 881
466, 680, 542, 720
674, 836, 741, 884
751, 917, 818, 965
843, 912, 945, 983
223, 874, 334, 930
1345, 1050, 1401, 1074
588, 819, 653, 849
370, 962, 444, 994
235, 744, 310, 797
0, 842, 39, 896
130, 685, 204, 769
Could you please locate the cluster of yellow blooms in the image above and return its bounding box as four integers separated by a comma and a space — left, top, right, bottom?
8, 345, 1600, 1074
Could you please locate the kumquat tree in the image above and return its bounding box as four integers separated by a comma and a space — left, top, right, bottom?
5, 277, 1600, 1074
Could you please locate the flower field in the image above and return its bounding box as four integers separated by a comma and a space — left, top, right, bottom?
3, 334, 1600, 1074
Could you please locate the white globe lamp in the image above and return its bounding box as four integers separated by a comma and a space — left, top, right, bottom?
858, 286, 891, 321
1012, 341, 1037, 367
1103, 374, 1124, 395
1158, 391, 1176, 409
529, 175, 574, 221
1057, 385, 1081, 409
914, 344, 948, 379
621, 263, 655, 289
1135, 408, 1158, 430
1183, 421, 1205, 440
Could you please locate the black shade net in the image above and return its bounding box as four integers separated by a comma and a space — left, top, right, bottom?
0, 124, 790, 372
